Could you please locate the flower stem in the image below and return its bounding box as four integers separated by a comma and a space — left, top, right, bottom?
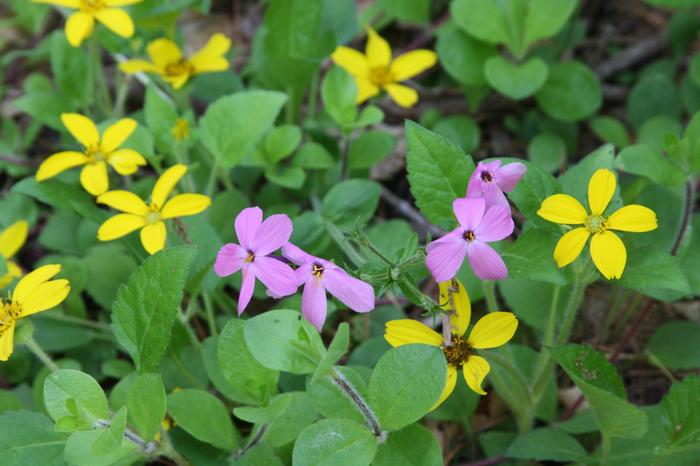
332, 368, 383, 438
24, 336, 59, 372
482, 281, 498, 312
202, 292, 218, 336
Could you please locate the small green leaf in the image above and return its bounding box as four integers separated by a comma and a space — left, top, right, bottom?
484, 56, 548, 100
292, 142, 335, 169
523, 0, 578, 48
0, 410, 68, 466
527, 133, 566, 172
372, 423, 443, 466
432, 115, 481, 154
348, 131, 396, 169
620, 249, 690, 295
451, 0, 509, 45
615, 144, 687, 187
321, 179, 381, 228
167, 389, 239, 451
264, 124, 302, 163
627, 74, 681, 130
92, 406, 127, 456
659, 375, 700, 446
44, 369, 110, 431
436, 21, 496, 87
292, 418, 378, 466
127, 374, 166, 442
647, 322, 700, 370
507, 427, 591, 462
536, 61, 602, 122
589, 116, 631, 148
312, 323, 350, 383
502, 228, 567, 285
322, 66, 358, 127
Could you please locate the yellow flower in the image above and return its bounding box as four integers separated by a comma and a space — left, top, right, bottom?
0, 221, 29, 289
33, 0, 141, 47
171, 118, 190, 141
96, 164, 211, 255
120, 34, 231, 90
36, 113, 147, 197
384, 279, 518, 409
331, 28, 437, 108
538, 169, 658, 279
0, 264, 70, 361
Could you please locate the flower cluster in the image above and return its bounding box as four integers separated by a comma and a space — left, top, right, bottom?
214, 207, 375, 330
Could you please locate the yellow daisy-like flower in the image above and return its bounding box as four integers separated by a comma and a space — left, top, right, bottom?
385, 279, 518, 409
0, 221, 29, 289
538, 169, 658, 279
33, 0, 141, 47
119, 34, 231, 90
36, 113, 147, 197
96, 164, 211, 255
331, 28, 437, 108
0, 264, 71, 361
171, 118, 190, 141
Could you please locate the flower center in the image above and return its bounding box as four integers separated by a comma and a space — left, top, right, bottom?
165, 60, 194, 78
463, 230, 475, 242
442, 335, 473, 368
480, 170, 493, 182
171, 118, 189, 141
0, 300, 21, 336
145, 210, 161, 225
245, 251, 255, 263
312, 263, 324, 278
584, 214, 607, 234
80, 0, 105, 12
368, 66, 394, 86
86, 145, 107, 164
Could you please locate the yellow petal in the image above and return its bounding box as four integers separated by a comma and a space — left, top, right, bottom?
151, 164, 187, 209
65, 11, 94, 47
32, 0, 80, 7
147, 38, 182, 68
365, 28, 392, 68
36, 151, 88, 181
107, 148, 147, 175
119, 59, 159, 74
462, 355, 490, 395
537, 194, 588, 224
356, 76, 380, 104
390, 50, 437, 81
97, 190, 149, 215
331, 47, 369, 76
12, 264, 61, 304
104, 0, 142, 5
429, 365, 458, 411
161, 194, 211, 219
588, 168, 616, 215
384, 319, 442, 348
101, 118, 136, 153
140, 221, 167, 255
97, 214, 146, 241
166, 73, 191, 90
0, 221, 29, 259
384, 83, 418, 108
21, 280, 70, 316
80, 162, 109, 196
189, 33, 231, 72
0, 262, 23, 289
607, 205, 658, 233
468, 312, 518, 350
590, 231, 626, 279
439, 279, 471, 337
94, 8, 134, 38
0, 326, 15, 362
61, 113, 99, 148
553, 227, 590, 268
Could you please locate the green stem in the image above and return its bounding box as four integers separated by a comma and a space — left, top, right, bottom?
310, 196, 366, 267
541, 285, 561, 347
25, 336, 59, 372
307, 70, 320, 120
173, 145, 196, 192
205, 160, 219, 197
482, 281, 498, 312
332, 368, 383, 438
40, 313, 112, 333
177, 310, 202, 352
600, 434, 611, 466
113, 72, 129, 118
202, 292, 218, 336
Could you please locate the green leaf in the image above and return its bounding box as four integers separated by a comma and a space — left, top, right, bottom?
558, 144, 615, 206
348, 131, 396, 169
523, 0, 578, 48
144, 85, 178, 154
264, 124, 302, 163
0, 410, 68, 466
292, 418, 378, 466
307, 366, 370, 425
50, 31, 89, 106
312, 322, 350, 383
126, 374, 166, 442
44, 369, 110, 431
506, 427, 591, 462
499, 278, 564, 331
660, 375, 700, 447
369, 345, 447, 431
199, 91, 288, 167
615, 144, 687, 187
377, 0, 430, 24
436, 21, 496, 87
627, 74, 681, 130
322, 66, 358, 127
647, 322, 700, 370
536, 61, 602, 122
321, 179, 381, 228
292, 142, 335, 169
620, 249, 690, 296
91, 406, 127, 456
372, 423, 443, 466
484, 56, 548, 100
589, 116, 631, 148
451, 0, 509, 45
111, 246, 197, 373
167, 389, 238, 451
218, 319, 279, 405
405, 121, 474, 228
432, 115, 481, 154
64, 429, 138, 466
244, 309, 326, 374
527, 133, 566, 172
502, 228, 567, 285
250, 392, 319, 448
550, 344, 648, 439
265, 165, 306, 189
502, 158, 562, 224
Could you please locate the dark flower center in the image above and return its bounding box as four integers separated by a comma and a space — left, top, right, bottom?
0, 300, 21, 336
442, 335, 473, 368
245, 251, 255, 263
165, 60, 194, 77
463, 230, 475, 242
480, 170, 493, 182
312, 263, 324, 278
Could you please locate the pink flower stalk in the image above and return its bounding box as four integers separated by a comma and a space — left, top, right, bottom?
215, 207, 298, 315
282, 243, 375, 330
467, 160, 526, 209
426, 197, 513, 281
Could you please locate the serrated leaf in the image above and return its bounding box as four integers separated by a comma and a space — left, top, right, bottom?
620, 249, 690, 295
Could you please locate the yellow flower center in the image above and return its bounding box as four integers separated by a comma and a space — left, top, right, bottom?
171, 118, 190, 141
245, 251, 255, 263
368, 66, 394, 86
86, 145, 108, 164
164, 60, 195, 78
80, 0, 106, 13
0, 300, 21, 337
312, 263, 324, 278
584, 214, 607, 234
442, 335, 473, 368
463, 230, 476, 242
145, 210, 162, 225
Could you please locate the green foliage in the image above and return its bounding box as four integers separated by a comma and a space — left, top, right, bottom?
0, 410, 68, 466
292, 418, 378, 466
168, 389, 239, 451
44, 369, 110, 431
507, 427, 591, 462
647, 322, 700, 370
126, 374, 165, 442
484, 56, 549, 100
373, 423, 443, 466
536, 61, 602, 122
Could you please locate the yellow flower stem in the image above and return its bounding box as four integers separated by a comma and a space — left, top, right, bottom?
173, 145, 196, 192
24, 335, 59, 372
332, 368, 384, 438
482, 281, 498, 312
113, 71, 130, 118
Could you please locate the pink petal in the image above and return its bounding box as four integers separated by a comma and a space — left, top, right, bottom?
474, 206, 514, 242
426, 228, 464, 253
466, 241, 508, 280
237, 265, 256, 316
214, 243, 247, 277
495, 162, 526, 192
323, 268, 375, 313
302, 278, 328, 330
482, 183, 510, 210
235, 207, 263, 250
282, 242, 314, 266
426, 237, 468, 282
254, 256, 298, 298
294, 263, 313, 286
251, 214, 293, 256
466, 171, 485, 198
453, 197, 485, 231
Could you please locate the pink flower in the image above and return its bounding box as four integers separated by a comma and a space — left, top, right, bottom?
467, 160, 526, 209
282, 243, 375, 331
426, 197, 513, 281
214, 207, 298, 315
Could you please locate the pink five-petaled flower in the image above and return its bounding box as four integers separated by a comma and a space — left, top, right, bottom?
282, 243, 375, 331
426, 198, 514, 282
214, 207, 298, 315
467, 160, 526, 209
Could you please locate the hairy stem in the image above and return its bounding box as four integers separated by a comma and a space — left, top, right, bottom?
24, 336, 59, 372
332, 368, 383, 438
